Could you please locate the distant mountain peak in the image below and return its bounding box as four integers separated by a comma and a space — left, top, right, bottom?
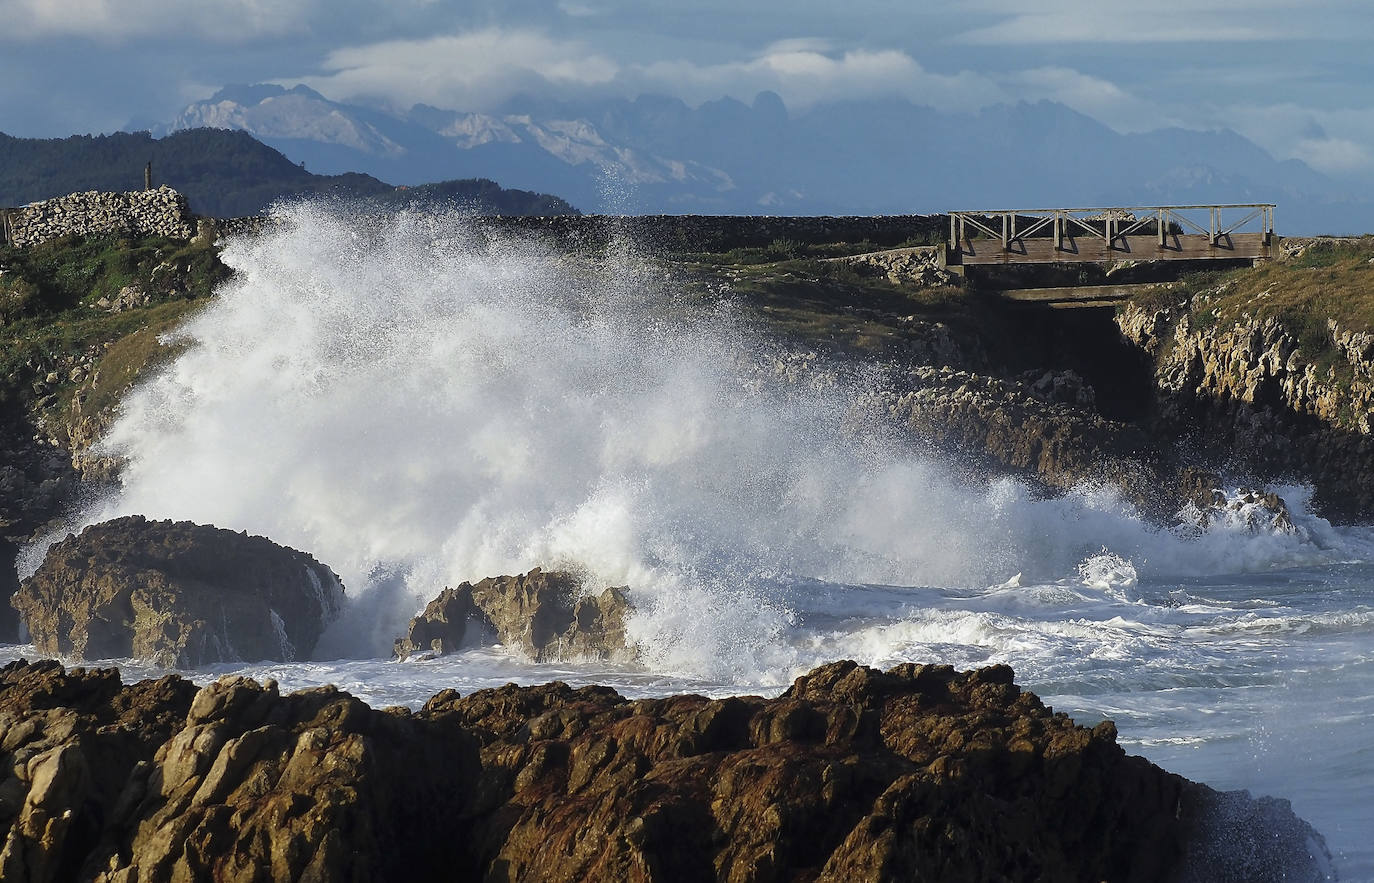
150, 82, 1350, 229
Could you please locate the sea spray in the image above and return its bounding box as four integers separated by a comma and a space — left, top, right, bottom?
61, 202, 1368, 679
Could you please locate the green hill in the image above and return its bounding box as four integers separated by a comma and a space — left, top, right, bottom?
0, 129, 578, 218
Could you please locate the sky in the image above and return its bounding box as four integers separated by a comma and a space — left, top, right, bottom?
3, 0, 1374, 182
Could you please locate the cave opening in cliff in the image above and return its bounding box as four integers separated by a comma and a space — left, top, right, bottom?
1016, 305, 1158, 423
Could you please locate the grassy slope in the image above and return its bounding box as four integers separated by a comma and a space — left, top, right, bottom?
672, 239, 977, 357
0, 232, 225, 428
1127, 237, 1374, 379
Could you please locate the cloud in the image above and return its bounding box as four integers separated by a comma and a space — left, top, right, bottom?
1218, 103, 1374, 177
1007, 67, 1170, 133
299, 29, 1006, 112
954, 2, 1300, 44
1295, 137, 1372, 175
636, 47, 1001, 109
299, 29, 619, 110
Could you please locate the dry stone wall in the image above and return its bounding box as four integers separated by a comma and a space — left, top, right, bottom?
3, 186, 195, 248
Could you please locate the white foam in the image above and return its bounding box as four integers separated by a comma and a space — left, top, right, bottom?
37, 201, 1371, 684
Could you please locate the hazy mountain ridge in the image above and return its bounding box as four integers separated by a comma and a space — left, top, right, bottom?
0, 127, 577, 218
153, 83, 1359, 231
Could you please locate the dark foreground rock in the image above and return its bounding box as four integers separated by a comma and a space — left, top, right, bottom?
394, 567, 630, 662
11, 517, 344, 667
0, 658, 1331, 882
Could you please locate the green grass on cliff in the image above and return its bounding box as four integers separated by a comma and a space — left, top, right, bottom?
1185, 238, 1374, 357
682, 251, 974, 359
1122, 236, 1374, 384
0, 232, 226, 414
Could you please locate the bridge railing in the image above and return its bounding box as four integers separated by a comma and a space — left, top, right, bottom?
948, 204, 1275, 253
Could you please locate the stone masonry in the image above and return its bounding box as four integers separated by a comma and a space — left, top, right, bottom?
3, 187, 195, 248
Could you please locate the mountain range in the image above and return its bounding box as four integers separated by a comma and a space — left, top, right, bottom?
154, 83, 1361, 233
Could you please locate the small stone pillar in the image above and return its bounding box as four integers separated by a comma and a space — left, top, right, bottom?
144, 162, 152, 191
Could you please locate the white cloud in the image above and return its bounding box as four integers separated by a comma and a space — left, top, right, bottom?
954, 2, 1302, 44
295, 29, 1005, 113
618, 43, 1002, 111
1295, 137, 1372, 175
1218, 103, 1374, 177
1006, 67, 1171, 133
299, 29, 620, 110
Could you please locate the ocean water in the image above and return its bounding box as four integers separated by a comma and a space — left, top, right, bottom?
8, 204, 1372, 878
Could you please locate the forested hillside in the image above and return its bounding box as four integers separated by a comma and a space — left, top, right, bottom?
0, 129, 577, 217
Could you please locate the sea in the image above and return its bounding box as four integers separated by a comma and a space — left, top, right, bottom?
6, 204, 1372, 878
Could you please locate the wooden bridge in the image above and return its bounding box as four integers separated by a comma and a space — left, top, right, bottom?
945, 204, 1275, 269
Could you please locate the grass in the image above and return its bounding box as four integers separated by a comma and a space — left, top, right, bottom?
1117, 238, 1374, 397
1197, 242, 1374, 358
680, 249, 974, 360
0, 232, 228, 416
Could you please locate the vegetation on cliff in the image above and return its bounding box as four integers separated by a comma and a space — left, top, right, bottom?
1116, 238, 1374, 516
0, 232, 220, 422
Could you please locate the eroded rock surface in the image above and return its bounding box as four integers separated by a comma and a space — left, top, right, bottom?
0, 658, 1331, 882
394, 568, 630, 662
12, 517, 344, 667
1118, 300, 1374, 518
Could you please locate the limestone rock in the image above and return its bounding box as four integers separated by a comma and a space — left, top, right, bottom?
12, 516, 344, 667
840, 246, 957, 288
394, 568, 630, 662
92, 284, 149, 314
1117, 300, 1374, 519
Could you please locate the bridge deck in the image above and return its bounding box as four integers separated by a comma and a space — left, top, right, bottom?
945, 204, 1275, 268
953, 231, 1272, 266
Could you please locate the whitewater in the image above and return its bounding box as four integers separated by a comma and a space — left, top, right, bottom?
7, 203, 1374, 877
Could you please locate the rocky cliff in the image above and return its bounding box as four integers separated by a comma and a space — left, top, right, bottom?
0, 658, 1331, 882
1118, 295, 1374, 518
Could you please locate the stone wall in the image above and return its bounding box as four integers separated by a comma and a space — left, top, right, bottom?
203, 211, 948, 253
2, 186, 195, 248
477, 213, 947, 253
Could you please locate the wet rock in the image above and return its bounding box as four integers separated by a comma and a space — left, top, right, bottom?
882, 364, 1154, 500
0, 658, 1332, 882
0, 540, 19, 644
12, 516, 345, 667
392, 583, 486, 660
394, 568, 630, 662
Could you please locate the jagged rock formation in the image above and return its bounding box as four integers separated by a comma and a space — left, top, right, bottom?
394, 568, 630, 662
1118, 300, 1374, 517
0, 658, 1333, 882
12, 517, 344, 667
